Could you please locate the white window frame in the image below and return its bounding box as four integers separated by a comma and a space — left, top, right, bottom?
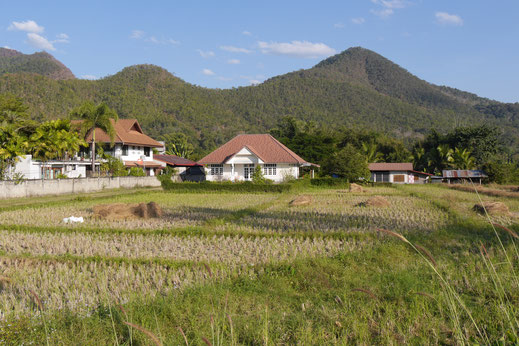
263, 163, 277, 176
210, 164, 223, 176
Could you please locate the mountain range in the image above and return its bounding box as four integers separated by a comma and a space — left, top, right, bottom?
1, 46, 518, 153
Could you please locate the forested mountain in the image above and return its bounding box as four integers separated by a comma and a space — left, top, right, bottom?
0, 48, 75, 80
0, 47, 518, 154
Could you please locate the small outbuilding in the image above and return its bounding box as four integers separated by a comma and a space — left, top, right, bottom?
369, 162, 432, 184
442, 170, 488, 184
154, 154, 205, 182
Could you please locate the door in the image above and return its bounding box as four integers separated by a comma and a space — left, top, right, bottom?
243, 164, 255, 180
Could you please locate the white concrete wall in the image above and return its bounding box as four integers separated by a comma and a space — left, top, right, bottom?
205, 163, 298, 183
117, 144, 155, 162
0, 176, 161, 199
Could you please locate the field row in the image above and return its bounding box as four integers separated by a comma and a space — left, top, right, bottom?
0, 230, 362, 265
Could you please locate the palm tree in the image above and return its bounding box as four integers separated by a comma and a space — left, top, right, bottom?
362, 142, 383, 163
452, 147, 476, 170
70, 102, 118, 174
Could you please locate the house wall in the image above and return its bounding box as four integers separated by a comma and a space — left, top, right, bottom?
371, 170, 410, 184
110, 144, 155, 162
0, 176, 161, 199
205, 163, 298, 183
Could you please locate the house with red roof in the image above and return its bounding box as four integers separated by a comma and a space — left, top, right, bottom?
198, 134, 315, 183
75, 119, 165, 176
368, 163, 432, 184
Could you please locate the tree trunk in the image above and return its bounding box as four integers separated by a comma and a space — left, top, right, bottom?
91, 128, 96, 177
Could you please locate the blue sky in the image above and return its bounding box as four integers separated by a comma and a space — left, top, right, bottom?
1, 1, 518, 102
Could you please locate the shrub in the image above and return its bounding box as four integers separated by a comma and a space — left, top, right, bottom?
252, 165, 266, 184
128, 167, 146, 177
310, 177, 350, 188
160, 180, 292, 193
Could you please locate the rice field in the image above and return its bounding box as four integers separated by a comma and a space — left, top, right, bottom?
0, 184, 518, 344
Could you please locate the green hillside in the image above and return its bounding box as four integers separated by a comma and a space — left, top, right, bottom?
0, 47, 518, 153
0, 48, 75, 80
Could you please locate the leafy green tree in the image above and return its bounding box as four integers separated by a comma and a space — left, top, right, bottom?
128, 167, 145, 177
162, 133, 194, 158
70, 102, 118, 174
0, 124, 27, 179
252, 165, 266, 184
322, 144, 370, 181
100, 155, 128, 177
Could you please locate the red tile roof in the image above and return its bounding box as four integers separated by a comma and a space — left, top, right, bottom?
124, 160, 164, 168
368, 163, 414, 171
72, 119, 163, 147
198, 134, 308, 165
154, 154, 201, 167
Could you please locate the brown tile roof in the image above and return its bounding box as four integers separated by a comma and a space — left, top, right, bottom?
198, 134, 308, 165
154, 154, 201, 167
124, 160, 164, 168
368, 163, 414, 171
72, 119, 163, 147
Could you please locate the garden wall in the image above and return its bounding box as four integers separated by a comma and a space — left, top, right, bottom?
0, 176, 160, 199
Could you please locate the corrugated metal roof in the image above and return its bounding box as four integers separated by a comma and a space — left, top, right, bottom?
442, 170, 488, 178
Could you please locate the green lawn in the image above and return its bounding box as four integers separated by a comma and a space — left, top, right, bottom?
0, 184, 518, 344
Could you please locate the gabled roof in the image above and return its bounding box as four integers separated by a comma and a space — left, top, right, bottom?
72, 119, 163, 147
154, 154, 201, 167
368, 163, 414, 171
198, 134, 309, 165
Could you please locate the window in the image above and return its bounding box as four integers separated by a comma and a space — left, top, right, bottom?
393, 174, 405, 183
375, 172, 390, 182
244, 164, 255, 180
210, 164, 223, 176
122, 145, 128, 156
144, 147, 150, 156
263, 163, 277, 176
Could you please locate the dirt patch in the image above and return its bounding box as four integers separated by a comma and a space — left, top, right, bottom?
289, 195, 312, 207
472, 202, 509, 216
349, 183, 364, 193
93, 202, 163, 220
358, 196, 390, 208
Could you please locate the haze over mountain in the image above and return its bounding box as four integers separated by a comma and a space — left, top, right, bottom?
1, 47, 518, 152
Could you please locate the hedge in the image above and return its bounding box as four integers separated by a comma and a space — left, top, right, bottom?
159, 179, 292, 193
310, 178, 350, 188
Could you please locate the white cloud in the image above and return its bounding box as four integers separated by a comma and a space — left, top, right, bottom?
220, 45, 252, 54
227, 59, 240, 64
242, 31, 252, 36
370, 8, 394, 18
53, 33, 69, 43
197, 49, 215, 58
8, 20, 44, 33
3, 46, 11, 49
26, 33, 55, 51
257, 40, 336, 58
370, 0, 408, 18
130, 30, 145, 39
81, 75, 98, 80
131, 30, 179, 45
202, 68, 215, 76
249, 79, 261, 85
351, 17, 366, 24
334, 23, 345, 29
435, 12, 463, 26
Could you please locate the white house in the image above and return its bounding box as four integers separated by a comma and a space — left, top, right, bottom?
10, 119, 165, 180
76, 119, 165, 176
369, 163, 432, 184
12, 155, 92, 179
198, 134, 314, 183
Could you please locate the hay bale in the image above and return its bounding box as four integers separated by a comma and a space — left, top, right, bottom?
147, 202, 162, 218
359, 196, 390, 208
289, 195, 312, 206
473, 202, 509, 216
349, 183, 364, 193
93, 202, 162, 220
